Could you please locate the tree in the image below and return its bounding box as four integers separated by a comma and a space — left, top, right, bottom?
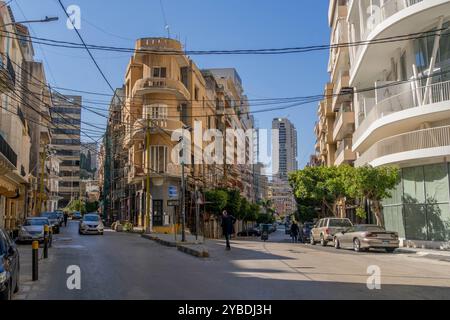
85, 201, 99, 213
205, 190, 228, 216
224, 189, 241, 216
65, 199, 86, 214
348, 166, 400, 226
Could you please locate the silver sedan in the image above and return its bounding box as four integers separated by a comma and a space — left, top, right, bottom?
333, 225, 399, 253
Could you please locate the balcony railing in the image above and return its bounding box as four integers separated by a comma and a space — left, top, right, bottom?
0, 54, 16, 88
354, 80, 450, 143
133, 77, 190, 100
0, 134, 17, 167
355, 125, 450, 167
350, 0, 423, 69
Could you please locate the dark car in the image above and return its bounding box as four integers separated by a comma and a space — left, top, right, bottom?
40, 212, 60, 234
0, 228, 20, 300
72, 211, 82, 220
237, 227, 261, 237
55, 211, 64, 226
300, 222, 315, 243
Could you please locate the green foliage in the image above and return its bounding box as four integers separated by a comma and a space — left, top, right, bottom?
85, 201, 99, 213
356, 207, 367, 219
289, 165, 400, 225
256, 214, 275, 224
205, 190, 228, 215
224, 189, 241, 215
65, 199, 86, 214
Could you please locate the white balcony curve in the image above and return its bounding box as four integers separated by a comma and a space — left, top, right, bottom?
353, 80, 450, 152
349, 0, 450, 85
354, 125, 450, 167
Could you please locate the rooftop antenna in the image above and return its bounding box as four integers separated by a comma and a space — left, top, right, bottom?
159, 0, 170, 38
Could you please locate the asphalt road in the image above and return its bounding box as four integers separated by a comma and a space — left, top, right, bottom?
13, 222, 450, 300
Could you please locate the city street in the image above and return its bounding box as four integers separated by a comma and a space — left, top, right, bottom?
13, 221, 450, 300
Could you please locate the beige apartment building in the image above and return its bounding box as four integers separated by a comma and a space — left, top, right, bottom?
315, 0, 356, 167
0, 4, 32, 230
116, 38, 254, 233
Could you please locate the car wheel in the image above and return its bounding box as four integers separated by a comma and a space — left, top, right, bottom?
353, 238, 362, 252
320, 235, 327, 247
386, 248, 396, 253
334, 238, 340, 249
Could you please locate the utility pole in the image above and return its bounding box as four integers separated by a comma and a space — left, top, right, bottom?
145, 118, 151, 233
181, 150, 186, 242
195, 183, 200, 241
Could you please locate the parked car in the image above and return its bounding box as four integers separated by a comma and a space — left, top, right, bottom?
40, 212, 60, 234
72, 211, 82, 220
17, 217, 52, 243
79, 214, 104, 235
237, 227, 261, 237
334, 224, 399, 253
0, 227, 20, 300
300, 222, 315, 243
310, 217, 353, 246
55, 211, 64, 226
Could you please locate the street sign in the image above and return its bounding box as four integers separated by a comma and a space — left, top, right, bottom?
167, 200, 180, 207
168, 185, 178, 199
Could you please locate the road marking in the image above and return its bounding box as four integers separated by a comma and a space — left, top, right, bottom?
53, 244, 85, 249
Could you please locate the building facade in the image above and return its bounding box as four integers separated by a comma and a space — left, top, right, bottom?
317, 0, 450, 247
50, 93, 82, 209
0, 4, 33, 231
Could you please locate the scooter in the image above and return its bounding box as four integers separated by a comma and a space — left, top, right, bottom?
261, 230, 269, 242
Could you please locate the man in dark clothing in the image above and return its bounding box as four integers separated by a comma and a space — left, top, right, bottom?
221, 210, 236, 250
63, 212, 69, 227
290, 221, 300, 243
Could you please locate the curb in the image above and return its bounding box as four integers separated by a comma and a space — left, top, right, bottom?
141, 234, 209, 258
177, 245, 209, 258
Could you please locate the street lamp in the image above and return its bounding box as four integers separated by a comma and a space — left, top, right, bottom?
1, 16, 59, 28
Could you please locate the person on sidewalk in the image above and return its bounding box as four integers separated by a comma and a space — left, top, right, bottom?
63, 212, 69, 227
290, 221, 300, 243
221, 210, 236, 251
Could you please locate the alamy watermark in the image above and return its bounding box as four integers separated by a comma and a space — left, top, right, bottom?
366, 265, 381, 290
66, 4, 81, 30
66, 265, 81, 290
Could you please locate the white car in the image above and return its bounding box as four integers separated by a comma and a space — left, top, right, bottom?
79, 214, 104, 235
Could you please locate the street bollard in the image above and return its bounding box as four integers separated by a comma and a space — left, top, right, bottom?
32, 241, 39, 281
43, 225, 49, 259
48, 227, 53, 248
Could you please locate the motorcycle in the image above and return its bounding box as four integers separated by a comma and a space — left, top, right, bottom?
260, 224, 270, 242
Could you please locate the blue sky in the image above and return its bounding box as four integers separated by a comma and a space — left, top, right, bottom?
11, 0, 331, 168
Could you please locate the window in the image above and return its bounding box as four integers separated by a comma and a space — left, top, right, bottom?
153, 67, 167, 78
150, 146, 168, 174
194, 86, 199, 101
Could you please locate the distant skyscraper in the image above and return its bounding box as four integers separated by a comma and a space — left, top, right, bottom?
50, 93, 82, 208
272, 118, 298, 181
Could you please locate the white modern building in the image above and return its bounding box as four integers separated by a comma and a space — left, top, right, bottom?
344, 0, 450, 247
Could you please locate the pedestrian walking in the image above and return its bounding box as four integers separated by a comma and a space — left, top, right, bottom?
221, 210, 236, 251
290, 221, 300, 243
63, 211, 69, 227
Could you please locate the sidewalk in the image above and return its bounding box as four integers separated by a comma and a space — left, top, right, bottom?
396, 247, 450, 262
141, 233, 209, 258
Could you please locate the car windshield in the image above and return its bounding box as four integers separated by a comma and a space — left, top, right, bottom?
41, 212, 58, 219
329, 219, 352, 227
24, 219, 48, 226
84, 215, 99, 222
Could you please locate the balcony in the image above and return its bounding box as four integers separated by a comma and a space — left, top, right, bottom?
332, 71, 352, 111
353, 80, 450, 151
0, 54, 16, 91
128, 162, 182, 183
132, 77, 190, 101
334, 138, 356, 166
328, 18, 349, 75
0, 134, 17, 170
354, 125, 450, 168
333, 104, 355, 141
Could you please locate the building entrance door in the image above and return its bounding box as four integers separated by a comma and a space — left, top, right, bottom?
152, 200, 163, 226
